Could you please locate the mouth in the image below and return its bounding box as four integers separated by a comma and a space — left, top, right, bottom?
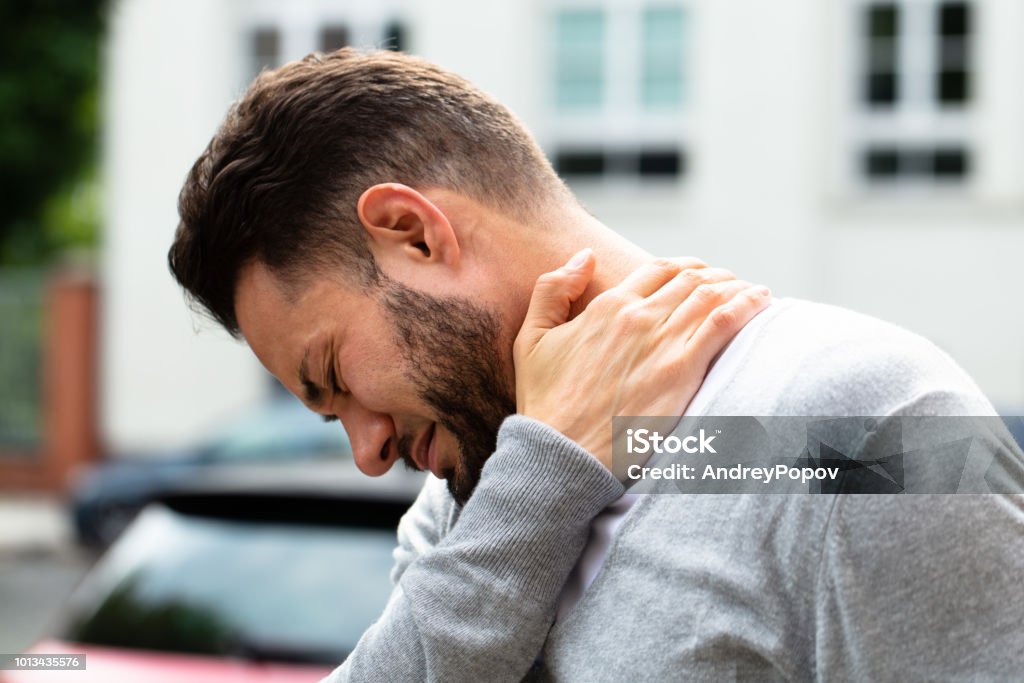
413, 422, 438, 476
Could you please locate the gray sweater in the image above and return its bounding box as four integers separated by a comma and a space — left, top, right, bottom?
322, 299, 1024, 682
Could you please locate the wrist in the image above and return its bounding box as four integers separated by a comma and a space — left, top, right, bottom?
490, 415, 621, 503
516, 412, 610, 470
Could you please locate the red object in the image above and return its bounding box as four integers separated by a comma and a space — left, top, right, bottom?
1, 640, 334, 683
0, 272, 100, 492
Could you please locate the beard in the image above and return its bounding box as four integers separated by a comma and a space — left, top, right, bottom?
378, 278, 517, 505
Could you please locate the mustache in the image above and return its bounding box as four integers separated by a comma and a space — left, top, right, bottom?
396, 432, 419, 472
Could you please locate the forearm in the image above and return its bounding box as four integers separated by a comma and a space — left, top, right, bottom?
321, 415, 624, 683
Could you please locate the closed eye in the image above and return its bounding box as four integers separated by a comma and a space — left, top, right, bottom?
327, 360, 344, 393
328, 358, 347, 395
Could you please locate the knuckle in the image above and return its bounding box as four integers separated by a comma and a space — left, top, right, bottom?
693, 283, 719, 302
698, 268, 733, 283
596, 289, 629, 310
616, 304, 650, 331
709, 306, 738, 330
617, 307, 641, 330
743, 287, 764, 303
681, 268, 705, 285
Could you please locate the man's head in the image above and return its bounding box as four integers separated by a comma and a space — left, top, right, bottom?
168, 49, 576, 503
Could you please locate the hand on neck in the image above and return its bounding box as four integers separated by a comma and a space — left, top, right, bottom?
564, 216, 655, 320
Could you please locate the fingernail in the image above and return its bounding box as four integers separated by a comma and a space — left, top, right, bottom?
567, 249, 590, 269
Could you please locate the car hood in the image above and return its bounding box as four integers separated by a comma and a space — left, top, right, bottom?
1, 640, 334, 683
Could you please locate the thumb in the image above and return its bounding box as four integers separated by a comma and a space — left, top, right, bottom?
517, 248, 596, 351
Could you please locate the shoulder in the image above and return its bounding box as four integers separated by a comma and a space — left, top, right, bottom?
752, 299, 992, 416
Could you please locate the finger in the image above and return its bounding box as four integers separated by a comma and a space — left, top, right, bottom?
516, 249, 597, 352
684, 285, 772, 368
614, 259, 689, 299
666, 279, 755, 338
648, 267, 738, 311
666, 256, 709, 271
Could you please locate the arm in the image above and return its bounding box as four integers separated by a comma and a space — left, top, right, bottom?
322, 416, 623, 683
389, 475, 451, 588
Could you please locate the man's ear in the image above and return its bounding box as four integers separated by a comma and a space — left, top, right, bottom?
356, 183, 460, 268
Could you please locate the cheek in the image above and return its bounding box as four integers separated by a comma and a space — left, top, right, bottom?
347, 346, 423, 412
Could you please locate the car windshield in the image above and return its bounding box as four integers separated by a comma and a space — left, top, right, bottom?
61, 504, 395, 664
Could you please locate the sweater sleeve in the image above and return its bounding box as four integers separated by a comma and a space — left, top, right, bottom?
320, 415, 625, 683
389, 472, 453, 588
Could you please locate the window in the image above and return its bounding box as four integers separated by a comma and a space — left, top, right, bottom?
555, 150, 606, 177
554, 148, 685, 178
864, 4, 899, 106
860, 1, 972, 109
241, 2, 410, 87
851, 0, 975, 188
248, 27, 280, 81
320, 25, 349, 53
638, 148, 684, 176
936, 2, 971, 105
862, 146, 970, 182
550, 3, 689, 182
382, 21, 407, 52
641, 7, 686, 108
555, 10, 606, 109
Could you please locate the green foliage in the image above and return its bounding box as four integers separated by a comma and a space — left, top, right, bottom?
0, 1, 106, 265
0, 271, 43, 450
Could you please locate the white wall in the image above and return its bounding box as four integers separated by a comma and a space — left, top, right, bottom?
102, 0, 268, 453
101, 0, 1024, 454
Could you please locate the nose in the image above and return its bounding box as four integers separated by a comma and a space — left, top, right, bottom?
334, 400, 399, 476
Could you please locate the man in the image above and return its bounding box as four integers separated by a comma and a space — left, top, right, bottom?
168, 49, 1024, 681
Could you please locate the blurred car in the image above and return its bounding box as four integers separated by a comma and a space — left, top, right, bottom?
71, 398, 356, 547
4, 470, 424, 683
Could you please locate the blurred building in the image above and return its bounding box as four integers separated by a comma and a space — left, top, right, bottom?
102, 0, 1024, 454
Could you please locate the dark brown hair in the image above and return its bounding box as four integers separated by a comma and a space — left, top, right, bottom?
168, 48, 565, 336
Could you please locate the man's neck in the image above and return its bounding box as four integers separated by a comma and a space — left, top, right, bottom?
564, 214, 654, 320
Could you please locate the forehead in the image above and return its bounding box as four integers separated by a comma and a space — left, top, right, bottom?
234, 262, 363, 385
